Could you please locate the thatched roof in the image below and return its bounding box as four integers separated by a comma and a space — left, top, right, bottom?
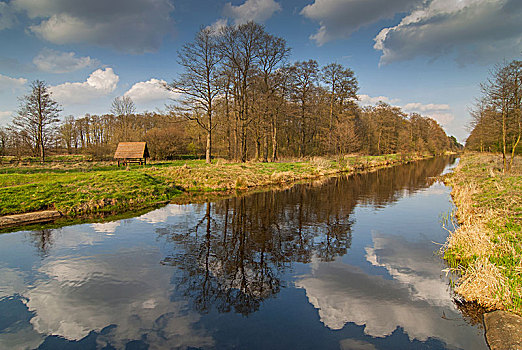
114, 142, 149, 159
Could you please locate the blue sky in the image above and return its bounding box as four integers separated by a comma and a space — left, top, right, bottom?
0, 0, 521, 143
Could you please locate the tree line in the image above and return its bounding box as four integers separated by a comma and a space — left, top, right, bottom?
465, 60, 521, 172
0, 21, 458, 163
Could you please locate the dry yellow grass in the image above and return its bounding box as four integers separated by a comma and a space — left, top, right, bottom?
2, 154, 426, 219
456, 257, 512, 310
443, 152, 522, 314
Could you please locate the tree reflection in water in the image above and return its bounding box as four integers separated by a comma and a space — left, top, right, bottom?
158, 156, 454, 315
28, 229, 54, 257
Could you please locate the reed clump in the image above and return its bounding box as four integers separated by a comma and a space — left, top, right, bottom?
443, 152, 522, 314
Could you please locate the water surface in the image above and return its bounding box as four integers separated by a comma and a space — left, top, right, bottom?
0, 157, 488, 349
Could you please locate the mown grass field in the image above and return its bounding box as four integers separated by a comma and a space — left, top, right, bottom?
443, 153, 522, 314
0, 153, 425, 218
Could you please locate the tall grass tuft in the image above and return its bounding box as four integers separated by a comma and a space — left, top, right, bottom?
443, 152, 522, 314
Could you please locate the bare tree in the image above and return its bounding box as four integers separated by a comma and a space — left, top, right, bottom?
110, 96, 136, 142
219, 21, 265, 162
288, 60, 319, 157
0, 127, 8, 156
321, 63, 359, 154
167, 27, 222, 163
111, 95, 136, 116
480, 60, 522, 171
59, 115, 78, 154
256, 32, 289, 161
11, 80, 61, 162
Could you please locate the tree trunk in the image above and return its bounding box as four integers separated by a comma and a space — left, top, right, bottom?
206, 130, 212, 164
263, 135, 269, 162
271, 118, 278, 162
38, 104, 45, 163
329, 88, 334, 154
502, 106, 507, 172
206, 108, 212, 163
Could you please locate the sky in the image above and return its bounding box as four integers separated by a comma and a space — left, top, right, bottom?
0, 0, 520, 143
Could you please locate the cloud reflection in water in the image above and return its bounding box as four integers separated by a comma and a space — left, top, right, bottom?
1, 243, 214, 349
295, 233, 485, 349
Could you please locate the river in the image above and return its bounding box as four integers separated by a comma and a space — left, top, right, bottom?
0, 156, 488, 349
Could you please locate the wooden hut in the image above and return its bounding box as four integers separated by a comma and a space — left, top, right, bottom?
114, 142, 150, 166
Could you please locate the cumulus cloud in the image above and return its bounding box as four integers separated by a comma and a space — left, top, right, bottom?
22, 249, 214, 348
50, 68, 119, 104
365, 234, 453, 307
0, 2, 17, 30
423, 112, 454, 126
12, 0, 174, 53
206, 18, 229, 35
0, 73, 27, 92
295, 254, 485, 348
358, 94, 455, 125
32, 48, 99, 73
402, 102, 454, 125
301, 0, 421, 45
357, 94, 400, 106
135, 204, 193, 224
0, 266, 27, 298
0, 110, 13, 124
91, 221, 121, 234
0, 267, 45, 350
402, 102, 450, 112
374, 0, 522, 65
224, 0, 282, 24
124, 78, 180, 104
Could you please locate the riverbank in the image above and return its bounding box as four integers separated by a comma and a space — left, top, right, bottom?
443, 152, 521, 315
1, 153, 431, 229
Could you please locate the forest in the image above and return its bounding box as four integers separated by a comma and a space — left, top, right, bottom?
466, 60, 521, 171
0, 22, 459, 163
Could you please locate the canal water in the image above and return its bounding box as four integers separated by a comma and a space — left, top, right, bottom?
0, 157, 488, 349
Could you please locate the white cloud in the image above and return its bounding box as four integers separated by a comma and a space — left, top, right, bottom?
357, 94, 400, 105
0, 111, 13, 124
403, 102, 450, 112
374, 0, 522, 65
295, 254, 485, 348
0, 268, 45, 350
33, 48, 99, 73
124, 78, 180, 104
0, 2, 17, 30
91, 221, 121, 234
301, 0, 420, 45
12, 0, 174, 53
136, 204, 192, 224
22, 248, 214, 348
0, 266, 27, 298
224, 0, 282, 24
365, 234, 453, 307
424, 112, 455, 126
358, 94, 455, 126
0, 73, 27, 92
206, 18, 229, 35
402, 102, 454, 125
50, 68, 119, 104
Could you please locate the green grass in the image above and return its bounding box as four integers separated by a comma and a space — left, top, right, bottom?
1, 153, 432, 220
443, 152, 522, 314
0, 170, 180, 215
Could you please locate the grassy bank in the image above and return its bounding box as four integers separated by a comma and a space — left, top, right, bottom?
443, 153, 521, 314
0, 153, 428, 219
